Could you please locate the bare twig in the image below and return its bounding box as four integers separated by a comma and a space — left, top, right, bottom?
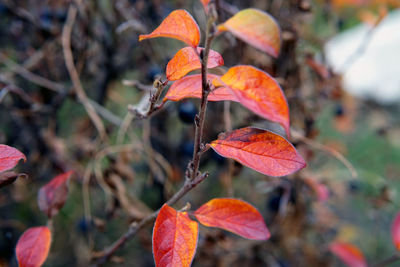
83, 163, 93, 223
116, 112, 135, 144
127, 79, 167, 119
372, 254, 400, 267
91, 172, 209, 266
189, 6, 217, 180
291, 129, 358, 179
87, 99, 123, 126
0, 53, 65, 93
338, 13, 385, 73
62, 2, 107, 140
1, 51, 122, 127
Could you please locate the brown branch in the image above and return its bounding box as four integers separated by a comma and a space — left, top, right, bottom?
0, 53, 65, 93
372, 254, 400, 267
91, 172, 209, 266
291, 129, 358, 179
127, 78, 167, 119
61, 2, 107, 140
189, 6, 217, 180
92, 6, 219, 265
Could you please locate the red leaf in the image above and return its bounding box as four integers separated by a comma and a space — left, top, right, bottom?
139, 10, 200, 47
16, 226, 52, 267
194, 198, 270, 240
329, 242, 367, 267
166, 47, 224, 81
37, 171, 73, 218
215, 65, 290, 136
164, 74, 238, 102
391, 212, 400, 250
153, 204, 199, 267
210, 127, 306, 177
0, 144, 26, 173
218, 8, 281, 57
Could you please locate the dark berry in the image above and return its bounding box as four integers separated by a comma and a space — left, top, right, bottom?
267, 194, 281, 213
334, 103, 344, 117
336, 18, 344, 31
211, 150, 225, 165
76, 218, 93, 234
348, 180, 361, 193
178, 101, 197, 124
180, 141, 194, 158
146, 65, 162, 82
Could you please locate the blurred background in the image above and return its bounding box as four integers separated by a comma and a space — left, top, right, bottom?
1, 0, 400, 266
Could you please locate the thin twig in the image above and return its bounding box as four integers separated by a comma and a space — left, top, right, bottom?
87, 99, 123, 126
91, 172, 209, 266
189, 6, 217, 180
0, 52, 122, 127
116, 112, 135, 144
62, 1, 107, 140
291, 129, 358, 179
372, 254, 400, 267
127, 79, 167, 119
0, 53, 65, 93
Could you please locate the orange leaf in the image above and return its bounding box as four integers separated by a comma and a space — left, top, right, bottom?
16, 226, 52, 267
218, 8, 281, 57
215, 65, 290, 135
166, 47, 224, 81
139, 10, 200, 47
210, 127, 306, 177
391, 212, 400, 250
0, 144, 26, 173
153, 204, 199, 267
329, 242, 367, 267
37, 171, 73, 218
194, 198, 270, 240
164, 74, 238, 102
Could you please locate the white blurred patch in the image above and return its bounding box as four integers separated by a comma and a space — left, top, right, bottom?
324, 9, 400, 104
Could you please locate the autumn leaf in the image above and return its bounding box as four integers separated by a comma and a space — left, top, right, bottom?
139, 10, 200, 47
16, 226, 52, 267
164, 74, 238, 102
194, 198, 270, 240
166, 47, 224, 81
37, 171, 73, 218
153, 204, 199, 267
0, 144, 26, 173
218, 8, 281, 57
215, 65, 290, 136
210, 127, 306, 177
329, 242, 367, 267
391, 212, 400, 250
